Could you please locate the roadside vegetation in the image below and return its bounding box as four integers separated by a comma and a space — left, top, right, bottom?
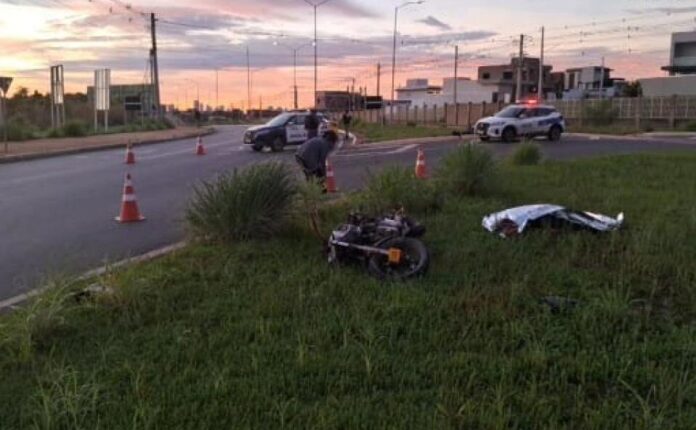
0, 87, 175, 142
351, 118, 454, 143
2, 118, 175, 142
508, 141, 543, 166
1, 148, 696, 428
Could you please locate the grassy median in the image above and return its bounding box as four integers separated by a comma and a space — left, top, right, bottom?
1, 152, 695, 428
351, 120, 455, 143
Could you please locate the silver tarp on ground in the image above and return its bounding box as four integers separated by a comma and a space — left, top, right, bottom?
482, 204, 624, 238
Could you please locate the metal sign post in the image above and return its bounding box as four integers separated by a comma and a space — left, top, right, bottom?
50, 65, 66, 129
0, 77, 12, 153
94, 69, 111, 133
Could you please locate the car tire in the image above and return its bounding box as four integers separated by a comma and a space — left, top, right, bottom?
251, 142, 264, 152
548, 125, 562, 142
502, 127, 516, 143
271, 137, 285, 153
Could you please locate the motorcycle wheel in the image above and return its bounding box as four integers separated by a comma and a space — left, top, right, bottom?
368, 237, 429, 280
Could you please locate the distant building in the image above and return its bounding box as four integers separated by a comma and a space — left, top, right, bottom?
563, 66, 625, 99
640, 31, 696, 96
662, 31, 696, 76
316, 90, 367, 111
640, 75, 696, 97
477, 57, 554, 102
395, 79, 443, 105
395, 78, 495, 108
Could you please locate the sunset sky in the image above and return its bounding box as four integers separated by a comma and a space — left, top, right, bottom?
2, 0, 695, 109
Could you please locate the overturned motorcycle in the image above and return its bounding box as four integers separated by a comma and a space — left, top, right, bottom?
327, 211, 430, 280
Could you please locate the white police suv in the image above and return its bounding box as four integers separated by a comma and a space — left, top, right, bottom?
475, 104, 565, 143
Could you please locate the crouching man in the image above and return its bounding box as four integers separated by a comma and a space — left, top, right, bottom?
295, 130, 339, 185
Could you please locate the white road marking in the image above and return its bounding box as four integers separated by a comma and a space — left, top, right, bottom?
335, 143, 419, 159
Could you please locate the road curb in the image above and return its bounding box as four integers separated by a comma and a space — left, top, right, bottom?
0, 242, 188, 312
348, 134, 471, 149
0, 128, 217, 165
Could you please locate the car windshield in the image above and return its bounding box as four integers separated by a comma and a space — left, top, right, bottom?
495, 106, 525, 118
265, 113, 294, 127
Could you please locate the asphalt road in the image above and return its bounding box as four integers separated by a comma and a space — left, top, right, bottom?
1, 126, 694, 301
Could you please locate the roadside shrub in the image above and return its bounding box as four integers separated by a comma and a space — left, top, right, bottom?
62, 121, 87, 137
161, 117, 176, 129
186, 162, 298, 242
682, 120, 696, 132
47, 128, 63, 138
436, 143, 497, 196
509, 141, 543, 166
406, 121, 418, 127
355, 166, 439, 214
2, 116, 35, 141
584, 100, 618, 126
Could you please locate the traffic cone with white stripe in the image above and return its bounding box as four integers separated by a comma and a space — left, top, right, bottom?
325, 159, 337, 193
195, 136, 206, 156
115, 173, 145, 223
124, 142, 136, 165
415, 148, 427, 179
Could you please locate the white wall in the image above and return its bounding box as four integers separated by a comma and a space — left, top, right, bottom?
640, 75, 696, 97
397, 79, 494, 107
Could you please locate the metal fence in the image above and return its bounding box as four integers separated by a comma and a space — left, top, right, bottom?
350, 96, 696, 130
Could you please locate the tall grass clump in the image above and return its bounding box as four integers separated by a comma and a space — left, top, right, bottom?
355, 166, 439, 214
436, 143, 497, 196
295, 178, 329, 239
0, 279, 73, 364
509, 141, 543, 166
584, 100, 618, 126
186, 162, 298, 243
61, 120, 87, 137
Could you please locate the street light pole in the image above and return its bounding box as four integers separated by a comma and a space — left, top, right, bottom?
274, 40, 313, 110
293, 49, 298, 109
303, 0, 332, 109
390, 1, 425, 123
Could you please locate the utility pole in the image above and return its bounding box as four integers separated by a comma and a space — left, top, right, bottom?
538, 27, 545, 102
215, 69, 219, 110
600, 56, 606, 99
293, 49, 299, 110
313, 3, 318, 107
390, 6, 399, 122
351, 78, 355, 111
246, 46, 251, 116
454, 45, 459, 122
376, 62, 381, 98
516, 34, 524, 103
150, 13, 161, 118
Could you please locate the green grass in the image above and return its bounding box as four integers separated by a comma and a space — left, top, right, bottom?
353, 121, 454, 143
2, 153, 696, 428
7, 119, 175, 142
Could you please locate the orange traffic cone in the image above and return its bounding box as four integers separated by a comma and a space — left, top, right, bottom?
325, 159, 337, 193
115, 173, 145, 223
124, 142, 136, 165
195, 136, 206, 156
415, 148, 427, 179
